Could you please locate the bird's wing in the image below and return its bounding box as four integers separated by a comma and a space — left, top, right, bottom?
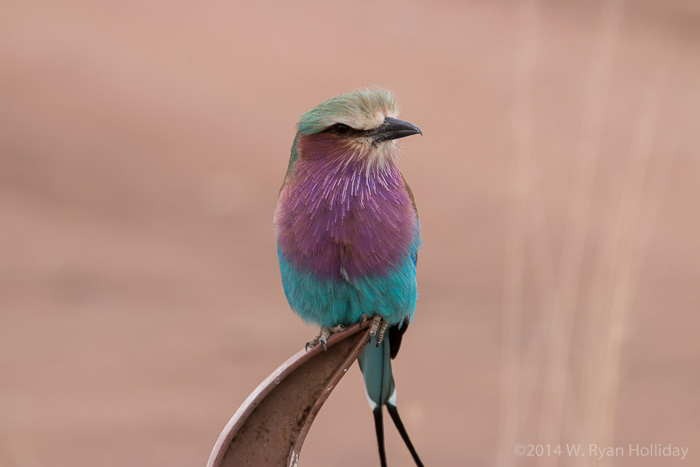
389, 322, 409, 359
402, 174, 419, 267
388, 175, 421, 360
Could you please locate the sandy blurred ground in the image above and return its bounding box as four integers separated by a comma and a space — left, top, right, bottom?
1, 0, 699, 466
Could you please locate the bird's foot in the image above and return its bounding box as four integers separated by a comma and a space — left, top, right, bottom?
368, 315, 388, 346
305, 324, 347, 351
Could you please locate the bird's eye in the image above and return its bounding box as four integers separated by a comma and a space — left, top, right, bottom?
333, 124, 351, 135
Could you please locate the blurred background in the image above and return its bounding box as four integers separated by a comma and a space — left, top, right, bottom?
1, 0, 699, 466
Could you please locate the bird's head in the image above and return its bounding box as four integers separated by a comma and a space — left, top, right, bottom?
294, 87, 421, 169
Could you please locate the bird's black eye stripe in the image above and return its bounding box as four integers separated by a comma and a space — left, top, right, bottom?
330, 123, 351, 135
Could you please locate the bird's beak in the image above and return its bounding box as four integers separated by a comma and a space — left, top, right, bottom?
368, 117, 422, 144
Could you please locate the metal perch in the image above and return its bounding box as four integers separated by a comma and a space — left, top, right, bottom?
207, 320, 371, 467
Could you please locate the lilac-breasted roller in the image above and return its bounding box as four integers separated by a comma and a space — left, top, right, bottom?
274, 87, 424, 466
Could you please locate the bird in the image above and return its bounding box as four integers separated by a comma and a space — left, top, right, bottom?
274, 86, 424, 466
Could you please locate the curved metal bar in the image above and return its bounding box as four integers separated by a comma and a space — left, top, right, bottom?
207, 321, 371, 467
288, 326, 371, 466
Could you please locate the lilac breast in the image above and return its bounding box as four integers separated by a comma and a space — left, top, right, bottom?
275, 137, 416, 281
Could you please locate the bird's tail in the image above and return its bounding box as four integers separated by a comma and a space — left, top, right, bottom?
358, 330, 424, 467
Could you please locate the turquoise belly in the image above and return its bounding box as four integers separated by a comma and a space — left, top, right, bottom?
277, 246, 418, 328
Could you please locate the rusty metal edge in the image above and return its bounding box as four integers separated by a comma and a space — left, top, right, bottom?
287, 327, 370, 467
207, 321, 371, 467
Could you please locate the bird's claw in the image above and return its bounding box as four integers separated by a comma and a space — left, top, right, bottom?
305, 324, 347, 352
369, 315, 381, 336
376, 321, 388, 346
368, 315, 388, 346
329, 324, 347, 334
